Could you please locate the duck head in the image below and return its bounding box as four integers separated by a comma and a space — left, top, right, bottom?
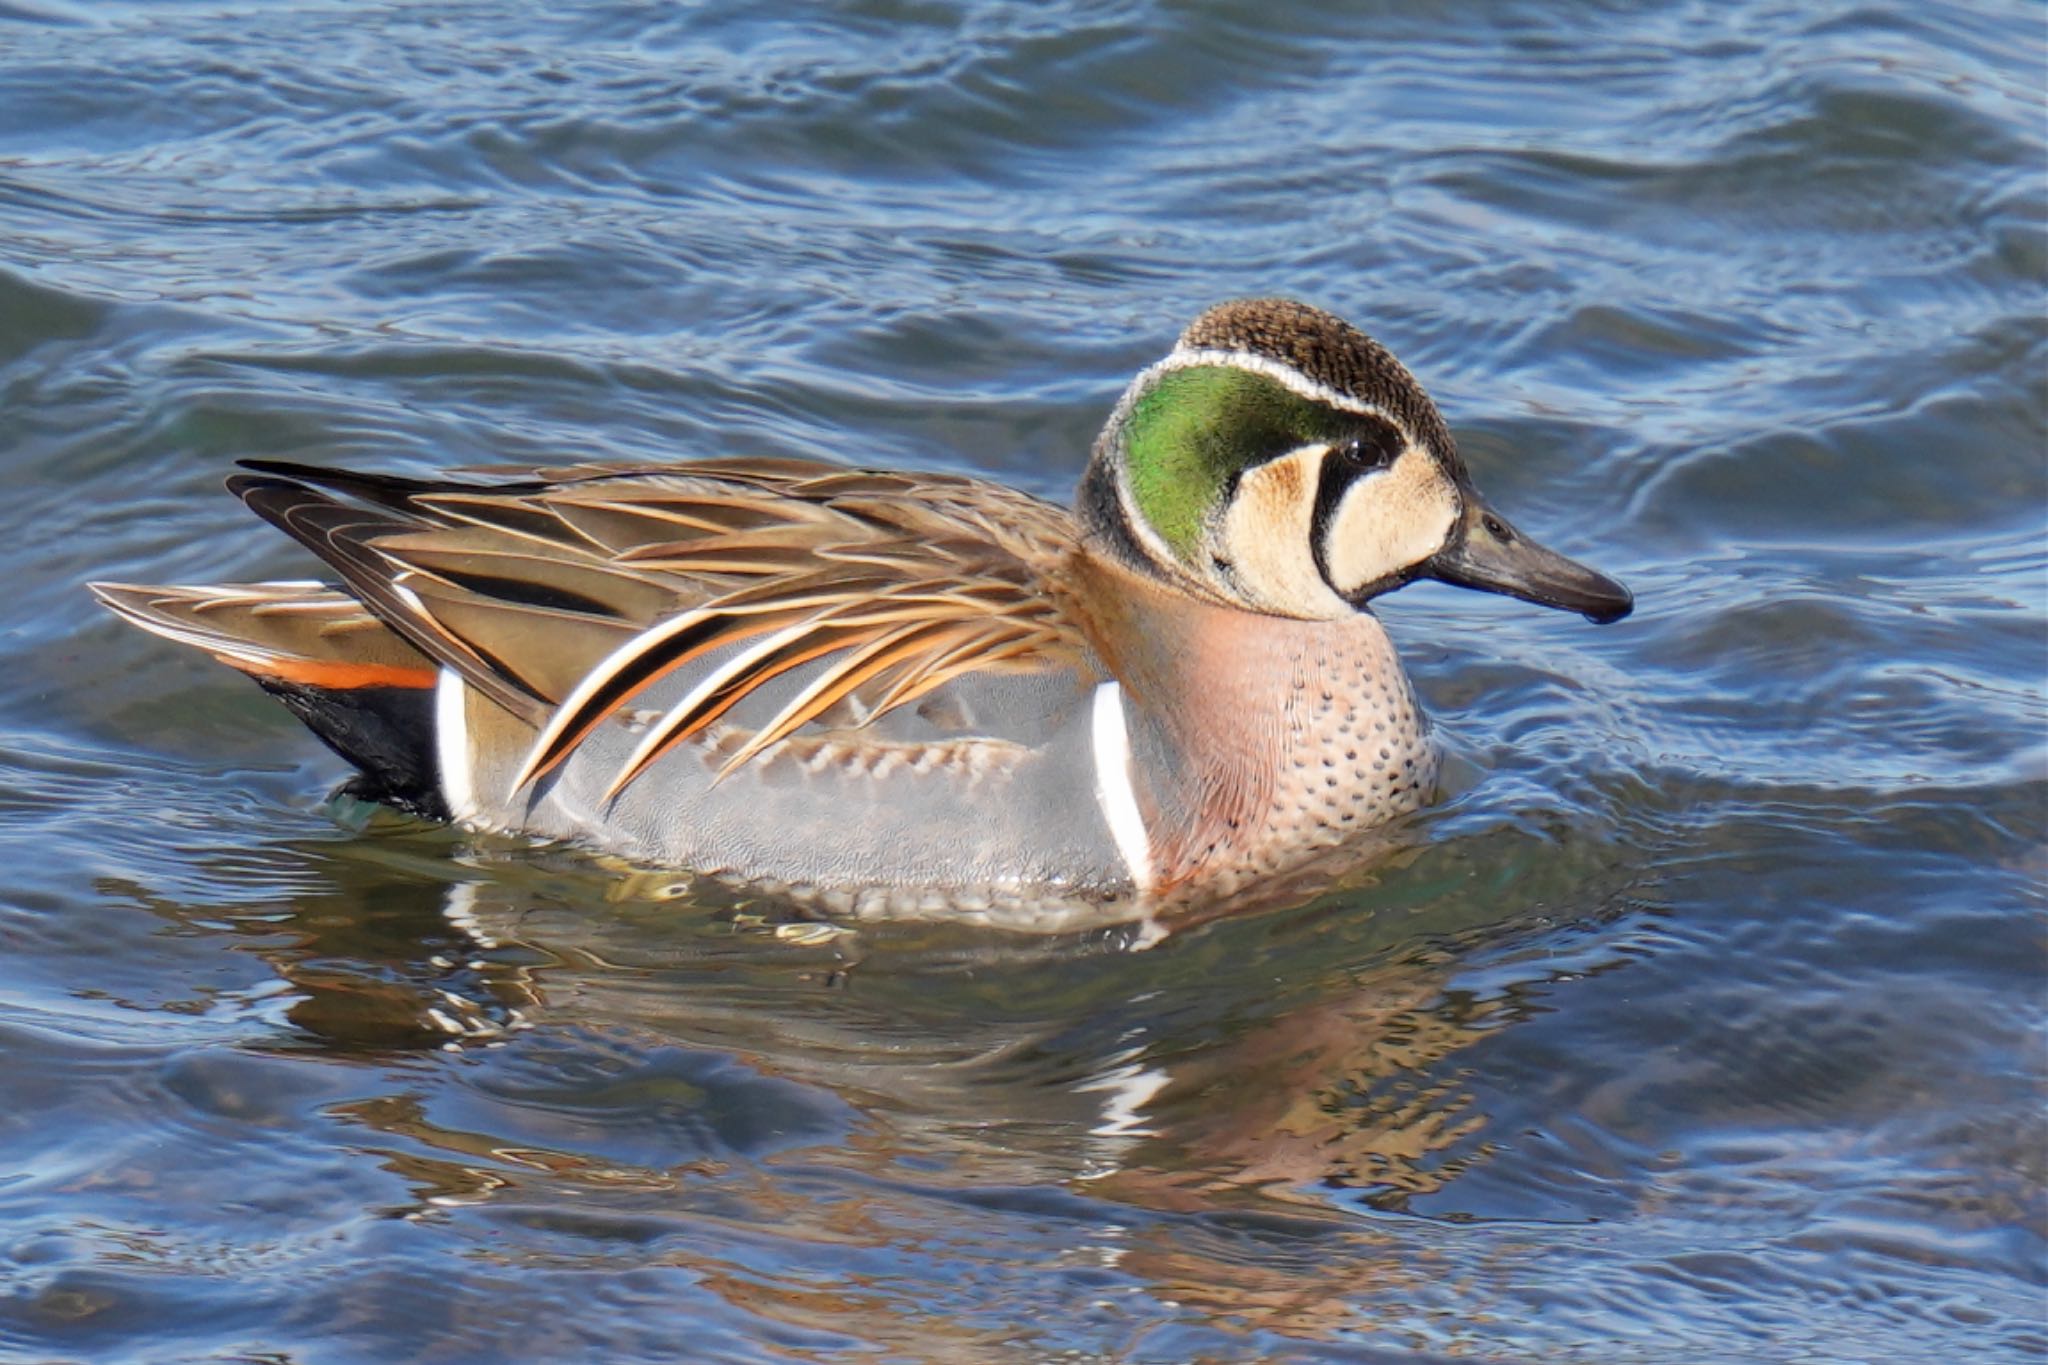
1078, 298, 1632, 625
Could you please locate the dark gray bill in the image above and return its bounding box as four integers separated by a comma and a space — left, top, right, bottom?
1425, 499, 1633, 624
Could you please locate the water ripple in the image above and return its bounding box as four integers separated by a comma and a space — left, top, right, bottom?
0, 0, 2040, 1359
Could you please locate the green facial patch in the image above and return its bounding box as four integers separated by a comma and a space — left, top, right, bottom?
1122, 366, 1351, 562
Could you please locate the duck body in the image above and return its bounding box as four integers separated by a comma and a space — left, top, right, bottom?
93, 301, 1629, 931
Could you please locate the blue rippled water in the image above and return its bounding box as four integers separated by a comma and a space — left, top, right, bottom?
1, 1, 2042, 1360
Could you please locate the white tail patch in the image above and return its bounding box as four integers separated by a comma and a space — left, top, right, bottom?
1091, 681, 1153, 892
435, 667, 479, 823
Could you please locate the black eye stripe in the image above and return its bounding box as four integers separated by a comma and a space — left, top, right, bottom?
1310, 444, 1360, 592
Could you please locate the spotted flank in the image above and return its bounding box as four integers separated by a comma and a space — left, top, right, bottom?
91, 299, 1632, 930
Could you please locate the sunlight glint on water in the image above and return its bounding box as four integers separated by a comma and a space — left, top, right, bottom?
0, 1, 2042, 1360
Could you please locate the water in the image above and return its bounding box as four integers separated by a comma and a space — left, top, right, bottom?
2, 1, 2042, 1359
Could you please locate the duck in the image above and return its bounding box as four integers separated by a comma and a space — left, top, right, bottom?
92, 299, 1631, 932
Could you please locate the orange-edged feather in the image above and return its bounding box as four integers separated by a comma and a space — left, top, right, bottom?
88, 581, 437, 687
192, 457, 1096, 795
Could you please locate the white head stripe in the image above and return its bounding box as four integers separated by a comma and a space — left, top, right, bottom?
1101, 346, 1397, 439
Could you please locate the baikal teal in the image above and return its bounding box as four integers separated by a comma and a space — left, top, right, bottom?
94, 298, 1632, 933
1, 0, 2042, 1361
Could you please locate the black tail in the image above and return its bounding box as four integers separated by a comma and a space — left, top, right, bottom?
257, 677, 447, 820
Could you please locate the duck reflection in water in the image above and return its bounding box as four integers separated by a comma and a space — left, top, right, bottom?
104, 829, 1650, 1346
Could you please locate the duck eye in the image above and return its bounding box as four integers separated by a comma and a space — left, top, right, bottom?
1335, 428, 1400, 472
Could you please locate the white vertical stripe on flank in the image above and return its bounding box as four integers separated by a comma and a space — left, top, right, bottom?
435, 667, 478, 823
1090, 680, 1153, 892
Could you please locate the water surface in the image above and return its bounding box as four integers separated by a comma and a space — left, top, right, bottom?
1, 1, 2043, 1360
